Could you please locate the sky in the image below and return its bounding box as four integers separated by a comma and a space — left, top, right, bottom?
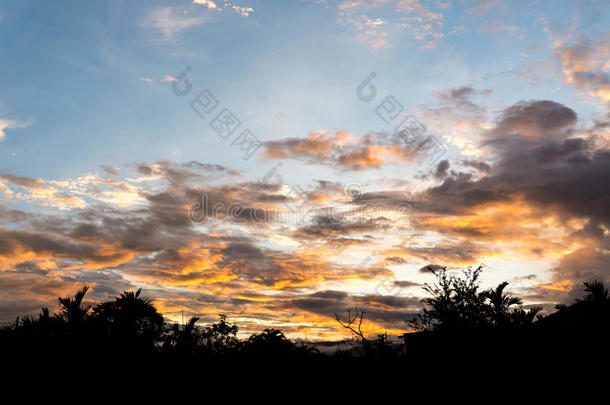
0, 0, 609, 340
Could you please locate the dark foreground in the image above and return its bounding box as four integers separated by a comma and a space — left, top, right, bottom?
2, 270, 609, 379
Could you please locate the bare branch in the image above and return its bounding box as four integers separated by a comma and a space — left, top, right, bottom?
335, 306, 369, 344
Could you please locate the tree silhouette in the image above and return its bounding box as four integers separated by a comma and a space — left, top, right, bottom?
203, 314, 239, 354
1, 279, 608, 368
57, 286, 91, 326
242, 328, 316, 358
510, 306, 543, 326
411, 265, 546, 330
164, 316, 204, 354
92, 288, 164, 351
483, 281, 522, 325
413, 265, 488, 330
334, 307, 397, 358
335, 306, 372, 356
580, 280, 609, 303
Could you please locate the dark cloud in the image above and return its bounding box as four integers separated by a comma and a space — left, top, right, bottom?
356, 294, 421, 309
0, 173, 45, 189
412, 99, 610, 292
297, 215, 389, 238
0, 206, 31, 223
392, 280, 421, 288
289, 289, 420, 328
383, 256, 409, 265
550, 243, 610, 300
0, 269, 133, 323
419, 264, 445, 273
310, 290, 349, 300
439, 86, 476, 100
489, 100, 577, 138
397, 239, 489, 266
0, 228, 131, 266
100, 165, 119, 176
461, 159, 491, 173
419, 100, 610, 223
434, 159, 450, 179
135, 160, 240, 188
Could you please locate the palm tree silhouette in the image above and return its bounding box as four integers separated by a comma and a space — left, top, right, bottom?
57, 286, 90, 326
581, 281, 609, 303
510, 306, 543, 326
164, 316, 203, 354
483, 282, 522, 325
92, 288, 164, 351
245, 328, 295, 355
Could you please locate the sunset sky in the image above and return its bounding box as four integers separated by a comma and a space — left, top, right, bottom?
1, 0, 609, 340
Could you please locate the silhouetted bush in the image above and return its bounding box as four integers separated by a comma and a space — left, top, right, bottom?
409, 265, 541, 331
404, 267, 609, 369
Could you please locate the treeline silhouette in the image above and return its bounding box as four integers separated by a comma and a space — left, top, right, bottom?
1, 266, 608, 370
1, 287, 319, 365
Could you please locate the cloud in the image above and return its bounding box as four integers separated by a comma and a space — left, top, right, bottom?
1, 96, 609, 334
336, 0, 444, 50
262, 130, 424, 170
194, 0, 219, 9
488, 100, 577, 138
395, 0, 444, 49
0, 161, 242, 211
0, 118, 32, 141
434, 159, 450, 179
418, 264, 444, 273
193, 1, 255, 17
418, 86, 489, 157
549, 241, 610, 299
0, 174, 88, 210
0, 158, 415, 335
162, 75, 179, 82
383, 238, 491, 267
461, 159, 491, 173
229, 4, 254, 17
342, 15, 390, 50
439, 86, 477, 100
0, 228, 135, 270
412, 99, 610, 293
550, 31, 610, 102
100, 165, 119, 176
466, 0, 506, 16
7, 0, 610, 339
479, 19, 522, 37
141, 7, 207, 41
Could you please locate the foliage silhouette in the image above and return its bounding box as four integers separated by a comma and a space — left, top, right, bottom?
403, 267, 609, 369
204, 314, 240, 354
57, 286, 91, 327
409, 265, 544, 331
91, 288, 164, 352
1, 272, 608, 370
581, 280, 609, 303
